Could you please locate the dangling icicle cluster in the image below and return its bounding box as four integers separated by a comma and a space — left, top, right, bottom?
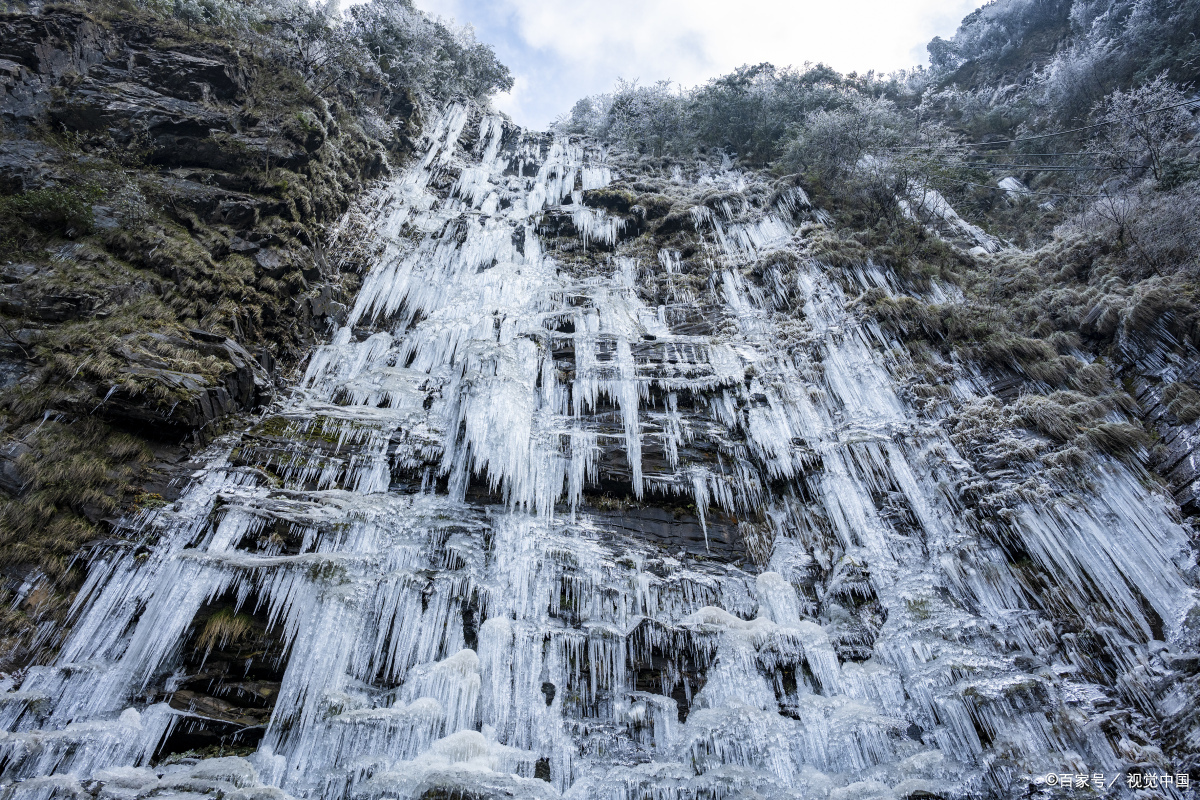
1, 105, 1196, 800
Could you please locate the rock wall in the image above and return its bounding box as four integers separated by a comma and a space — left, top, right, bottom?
0, 4, 402, 669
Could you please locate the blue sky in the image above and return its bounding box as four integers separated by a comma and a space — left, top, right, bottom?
407, 0, 984, 130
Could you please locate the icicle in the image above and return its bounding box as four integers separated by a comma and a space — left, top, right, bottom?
4, 105, 1196, 800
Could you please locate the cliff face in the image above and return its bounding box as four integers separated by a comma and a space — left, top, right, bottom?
0, 4, 400, 669
1, 1, 1200, 798
0, 102, 1196, 799
558, 0, 1200, 569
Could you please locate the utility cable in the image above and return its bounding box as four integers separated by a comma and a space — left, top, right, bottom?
924, 177, 1114, 199
883, 96, 1200, 152
932, 162, 1126, 170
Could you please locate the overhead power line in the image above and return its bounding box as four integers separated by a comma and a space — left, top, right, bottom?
958, 164, 1126, 170
905, 158, 1127, 170
927, 177, 1113, 199
885, 97, 1200, 152
974, 151, 1132, 157
978, 98, 1200, 147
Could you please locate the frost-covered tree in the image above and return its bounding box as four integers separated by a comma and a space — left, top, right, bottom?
347, 0, 512, 108
779, 96, 963, 224
780, 97, 907, 182
1086, 75, 1197, 182
927, 36, 960, 72
687, 63, 845, 163
554, 63, 846, 162
605, 80, 689, 157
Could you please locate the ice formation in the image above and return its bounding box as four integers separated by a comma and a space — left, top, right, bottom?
1, 105, 1197, 800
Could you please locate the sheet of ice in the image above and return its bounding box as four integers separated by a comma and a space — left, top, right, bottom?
0, 105, 1194, 800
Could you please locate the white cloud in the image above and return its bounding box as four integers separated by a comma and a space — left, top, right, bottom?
410, 0, 983, 129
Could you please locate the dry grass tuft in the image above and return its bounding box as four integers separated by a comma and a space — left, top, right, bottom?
1163, 382, 1200, 425
196, 608, 257, 653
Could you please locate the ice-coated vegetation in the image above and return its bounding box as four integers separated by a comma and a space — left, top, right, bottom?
1, 93, 1198, 799
153, 0, 512, 111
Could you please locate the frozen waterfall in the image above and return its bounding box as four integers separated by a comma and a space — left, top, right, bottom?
0, 105, 1197, 800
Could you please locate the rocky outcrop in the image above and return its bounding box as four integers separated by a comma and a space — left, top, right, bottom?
0, 4, 410, 669
0, 7, 394, 423
1130, 371, 1200, 514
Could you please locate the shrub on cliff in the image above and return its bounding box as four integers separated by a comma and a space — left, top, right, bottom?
128, 0, 511, 120
1084, 75, 1197, 184
558, 63, 847, 163
347, 0, 512, 106
0, 184, 103, 240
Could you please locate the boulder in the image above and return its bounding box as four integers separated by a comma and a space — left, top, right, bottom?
158, 177, 269, 227
131, 49, 243, 102
96, 330, 271, 440
0, 440, 31, 495
0, 139, 57, 192
254, 248, 290, 279
582, 187, 636, 213
654, 207, 696, 235
49, 79, 233, 138
634, 193, 673, 219
306, 285, 347, 327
